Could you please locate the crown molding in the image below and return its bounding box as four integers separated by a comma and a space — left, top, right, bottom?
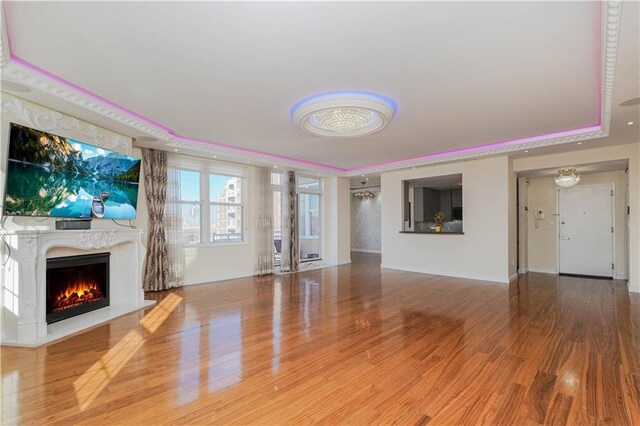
345, 127, 605, 176
0, 8, 9, 68
0, 1, 622, 177
600, 0, 621, 135
165, 138, 345, 176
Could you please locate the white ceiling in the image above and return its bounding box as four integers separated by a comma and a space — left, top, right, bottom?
1, 1, 638, 173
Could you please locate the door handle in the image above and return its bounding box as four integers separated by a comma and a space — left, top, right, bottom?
560, 236, 570, 240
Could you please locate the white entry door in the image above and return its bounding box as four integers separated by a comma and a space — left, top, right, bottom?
558, 184, 613, 278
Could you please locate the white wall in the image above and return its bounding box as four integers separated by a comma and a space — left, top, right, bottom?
136, 165, 259, 286
351, 189, 381, 253
524, 171, 628, 278
514, 143, 640, 293
323, 177, 351, 265
382, 156, 512, 283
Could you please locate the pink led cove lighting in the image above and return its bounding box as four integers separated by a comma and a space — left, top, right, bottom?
5, 53, 603, 173
349, 125, 602, 173
174, 136, 347, 172
2, 1, 604, 174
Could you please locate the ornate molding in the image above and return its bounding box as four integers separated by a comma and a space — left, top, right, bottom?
347, 128, 607, 176
1, 97, 131, 153
77, 231, 118, 249
0, 1, 623, 177
600, 1, 621, 135
0, 62, 173, 143
20, 235, 39, 260
0, 10, 9, 69
166, 139, 343, 176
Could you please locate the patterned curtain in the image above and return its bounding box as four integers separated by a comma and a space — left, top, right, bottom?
280, 171, 299, 272
142, 148, 182, 291
255, 167, 274, 275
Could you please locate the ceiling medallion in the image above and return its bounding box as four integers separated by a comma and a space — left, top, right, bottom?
291, 91, 397, 138
554, 168, 580, 188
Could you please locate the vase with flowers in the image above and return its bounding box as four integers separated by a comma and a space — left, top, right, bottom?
433, 211, 446, 233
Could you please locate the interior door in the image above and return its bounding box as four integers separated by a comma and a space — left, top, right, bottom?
558, 185, 613, 277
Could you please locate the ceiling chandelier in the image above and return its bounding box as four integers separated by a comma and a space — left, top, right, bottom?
353, 181, 376, 199
353, 190, 376, 199
554, 168, 580, 187
291, 91, 397, 137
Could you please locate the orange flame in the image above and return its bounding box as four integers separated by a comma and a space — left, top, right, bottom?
56, 279, 100, 299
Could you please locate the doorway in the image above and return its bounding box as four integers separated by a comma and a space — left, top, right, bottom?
558, 184, 614, 278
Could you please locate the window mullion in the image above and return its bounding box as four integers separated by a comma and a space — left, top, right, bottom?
201, 171, 209, 244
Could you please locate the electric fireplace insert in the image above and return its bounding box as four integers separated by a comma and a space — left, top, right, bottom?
46, 252, 110, 324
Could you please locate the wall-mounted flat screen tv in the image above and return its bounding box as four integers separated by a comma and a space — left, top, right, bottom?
4, 123, 141, 219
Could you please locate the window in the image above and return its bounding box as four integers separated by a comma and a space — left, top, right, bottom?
297, 176, 322, 261
173, 157, 246, 245
210, 175, 243, 243
272, 172, 283, 265
177, 170, 201, 244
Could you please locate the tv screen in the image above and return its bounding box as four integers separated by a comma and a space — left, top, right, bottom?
4, 123, 141, 219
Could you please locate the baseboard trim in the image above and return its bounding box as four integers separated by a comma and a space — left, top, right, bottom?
351, 249, 382, 254
380, 263, 510, 284
184, 271, 253, 286
526, 267, 558, 275
509, 273, 519, 282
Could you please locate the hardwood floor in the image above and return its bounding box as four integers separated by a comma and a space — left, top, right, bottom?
2, 252, 639, 425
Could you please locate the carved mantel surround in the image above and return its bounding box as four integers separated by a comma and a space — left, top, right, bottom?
1, 229, 154, 347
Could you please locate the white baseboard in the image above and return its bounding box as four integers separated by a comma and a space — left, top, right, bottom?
629, 284, 640, 294
518, 267, 528, 274
526, 267, 558, 275
380, 263, 510, 284
509, 273, 519, 282
184, 270, 253, 286
351, 248, 381, 254
615, 273, 628, 280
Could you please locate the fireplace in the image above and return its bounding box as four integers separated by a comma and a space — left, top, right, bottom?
46, 253, 110, 324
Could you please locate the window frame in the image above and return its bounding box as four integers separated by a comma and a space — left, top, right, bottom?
296, 174, 323, 262
172, 156, 247, 246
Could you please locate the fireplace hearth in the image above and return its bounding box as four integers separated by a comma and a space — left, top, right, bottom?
46, 253, 110, 324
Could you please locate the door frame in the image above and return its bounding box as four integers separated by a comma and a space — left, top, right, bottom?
556, 183, 615, 277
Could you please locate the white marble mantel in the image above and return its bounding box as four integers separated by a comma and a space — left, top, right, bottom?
1, 229, 154, 347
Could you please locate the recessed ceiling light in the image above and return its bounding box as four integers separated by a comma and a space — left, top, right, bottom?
412, 167, 416, 170
273, 165, 278, 168
2, 80, 31, 93
173, 149, 178, 152
246, 161, 250, 164
291, 91, 397, 138
627, 121, 635, 125
525, 150, 529, 153
214, 155, 217, 158
577, 142, 582, 145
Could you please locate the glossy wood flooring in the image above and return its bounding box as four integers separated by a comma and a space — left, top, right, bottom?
2, 253, 639, 425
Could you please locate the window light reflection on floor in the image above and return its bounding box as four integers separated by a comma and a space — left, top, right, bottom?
73, 293, 183, 411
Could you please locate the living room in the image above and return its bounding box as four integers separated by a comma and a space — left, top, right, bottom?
1, 2, 639, 424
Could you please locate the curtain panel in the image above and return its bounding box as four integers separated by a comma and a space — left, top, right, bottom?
255, 167, 274, 275
280, 171, 299, 272
142, 148, 183, 291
